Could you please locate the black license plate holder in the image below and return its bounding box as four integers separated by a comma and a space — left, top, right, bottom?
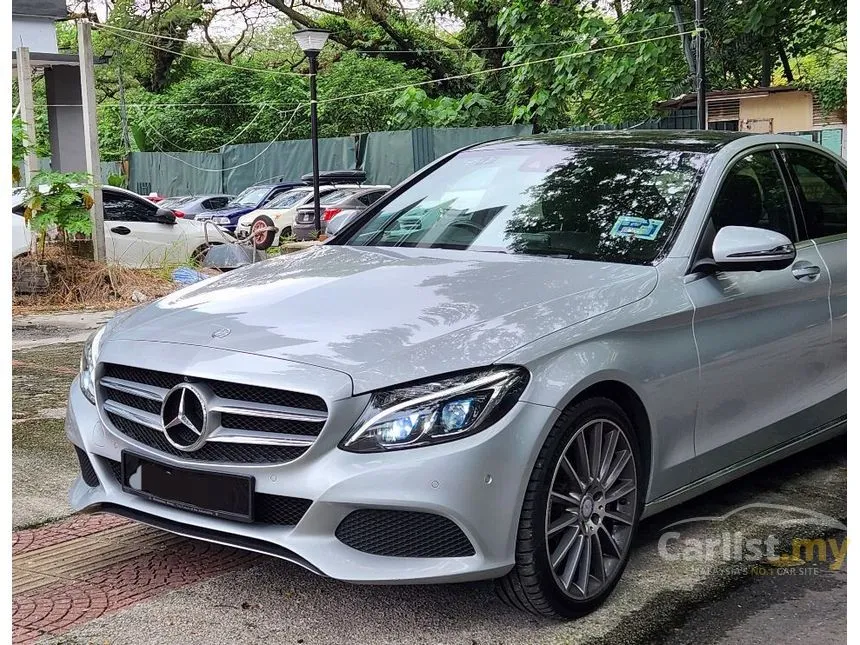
121, 451, 254, 523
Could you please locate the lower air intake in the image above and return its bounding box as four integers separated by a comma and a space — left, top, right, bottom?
75, 447, 99, 487
335, 509, 475, 558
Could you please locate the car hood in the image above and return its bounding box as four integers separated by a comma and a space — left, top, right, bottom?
198, 205, 253, 219
110, 246, 657, 393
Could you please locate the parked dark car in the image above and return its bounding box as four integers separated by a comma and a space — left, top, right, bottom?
195, 182, 304, 233
323, 187, 391, 237
158, 194, 234, 220
294, 187, 390, 240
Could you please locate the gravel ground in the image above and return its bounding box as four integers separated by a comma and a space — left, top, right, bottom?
13, 310, 116, 350
12, 342, 85, 529
48, 438, 846, 645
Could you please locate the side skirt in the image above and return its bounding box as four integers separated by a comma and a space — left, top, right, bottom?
641, 416, 846, 519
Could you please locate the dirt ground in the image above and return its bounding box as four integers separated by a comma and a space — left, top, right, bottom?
12, 341, 85, 529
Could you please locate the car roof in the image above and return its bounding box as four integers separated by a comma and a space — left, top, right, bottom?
473, 130, 752, 154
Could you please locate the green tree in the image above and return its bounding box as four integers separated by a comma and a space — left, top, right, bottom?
499, 2, 686, 128
318, 52, 428, 135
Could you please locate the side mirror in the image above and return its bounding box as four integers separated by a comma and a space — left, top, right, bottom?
155, 207, 177, 225
712, 225, 796, 272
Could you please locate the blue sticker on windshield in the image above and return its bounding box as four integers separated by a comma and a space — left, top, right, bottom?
609, 216, 664, 241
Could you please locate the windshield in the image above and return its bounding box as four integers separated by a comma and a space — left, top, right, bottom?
344, 144, 708, 264
267, 188, 311, 209
228, 186, 272, 207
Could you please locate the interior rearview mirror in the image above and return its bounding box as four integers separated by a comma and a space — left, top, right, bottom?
711, 225, 795, 271
155, 207, 177, 225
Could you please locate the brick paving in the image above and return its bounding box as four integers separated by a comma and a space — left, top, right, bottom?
12, 513, 259, 644
13, 514, 131, 556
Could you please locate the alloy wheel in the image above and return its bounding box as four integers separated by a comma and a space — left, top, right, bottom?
545, 418, 638, 600
251, 220, 270, 246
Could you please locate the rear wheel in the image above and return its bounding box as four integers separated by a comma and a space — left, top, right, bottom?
250, 216, 276, 250
497, 397, 643, 618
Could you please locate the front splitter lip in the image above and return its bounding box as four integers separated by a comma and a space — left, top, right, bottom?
79, 501, 325, 577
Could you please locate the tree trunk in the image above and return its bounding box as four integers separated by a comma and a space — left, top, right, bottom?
760, 49, 773, 87
777, 41, 794, 83
613, 0, 624, 20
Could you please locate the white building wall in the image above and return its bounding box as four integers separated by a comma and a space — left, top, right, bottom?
12, 17, 58, 53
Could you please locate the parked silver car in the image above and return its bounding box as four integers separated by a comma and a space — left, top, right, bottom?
66, 132, 846, 618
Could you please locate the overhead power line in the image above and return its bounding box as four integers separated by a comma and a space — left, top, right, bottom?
120, 30, 698, 173
95, 19, 693, 56
145, 104, 305, 173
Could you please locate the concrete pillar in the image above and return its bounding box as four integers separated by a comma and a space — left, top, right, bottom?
45, 65, 87, 172
15, 47, 40, 182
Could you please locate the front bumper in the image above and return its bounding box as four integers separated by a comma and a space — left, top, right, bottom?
234, 223, 251, 239
66, 368, 558, 584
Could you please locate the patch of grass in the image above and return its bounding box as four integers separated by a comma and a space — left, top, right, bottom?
12, 418, 70, 454
13, 342, 82, 419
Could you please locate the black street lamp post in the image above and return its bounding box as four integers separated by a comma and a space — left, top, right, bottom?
292, 28, 330, 236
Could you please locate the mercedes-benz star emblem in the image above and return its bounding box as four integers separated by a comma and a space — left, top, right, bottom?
160, 383, 211, 452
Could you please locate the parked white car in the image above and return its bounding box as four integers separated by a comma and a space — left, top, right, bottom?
12, 185, 224, 268
235, 183, 390, 249
101, 186, 226, 268
12, 213, 33, 258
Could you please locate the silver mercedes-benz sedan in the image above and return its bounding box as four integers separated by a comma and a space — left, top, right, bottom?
66, 131, 846, 618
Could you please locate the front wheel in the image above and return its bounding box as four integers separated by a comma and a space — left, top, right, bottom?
497, 397, 643, 618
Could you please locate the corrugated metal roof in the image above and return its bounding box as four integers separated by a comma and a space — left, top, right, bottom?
12, 0, 67, 19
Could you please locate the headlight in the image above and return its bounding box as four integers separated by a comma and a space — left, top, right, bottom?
79, 326, 106, 404
212, 216, 232, 225
340, 367, 529, 453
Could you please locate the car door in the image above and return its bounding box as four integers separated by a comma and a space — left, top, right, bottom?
683, 148, 833, 472
780, 146, 847, 411
103, 191, 189, 268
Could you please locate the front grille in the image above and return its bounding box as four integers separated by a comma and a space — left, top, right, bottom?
101, 457, 312, 525
99, 363, 327, 465
75, 447, 99, 487
335, 510, 475, 558
102, 364, 327, 412
108, 413, 309, 464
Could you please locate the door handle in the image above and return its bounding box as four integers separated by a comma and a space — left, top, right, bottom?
791, 264, 821, 281
110, 226, 131, 235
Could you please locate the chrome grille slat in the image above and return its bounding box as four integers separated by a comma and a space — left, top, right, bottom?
98, 363, 328, 465
103, 399, 163, 432
207, 430, 315, 446
100, 376, 168, 402
209, 399, 327, 423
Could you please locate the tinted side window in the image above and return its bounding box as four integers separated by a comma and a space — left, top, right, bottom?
202, 197, 227, 209
103, 192, 157, 222
709, 151, 796, 241
358, 191, 384, 206
783, 150, 847, 239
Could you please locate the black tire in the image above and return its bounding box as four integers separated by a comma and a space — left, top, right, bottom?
250, 215, 276, 250
278, 226, 293, 244
496, 397, 645, 619
190, 243, 210, 265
